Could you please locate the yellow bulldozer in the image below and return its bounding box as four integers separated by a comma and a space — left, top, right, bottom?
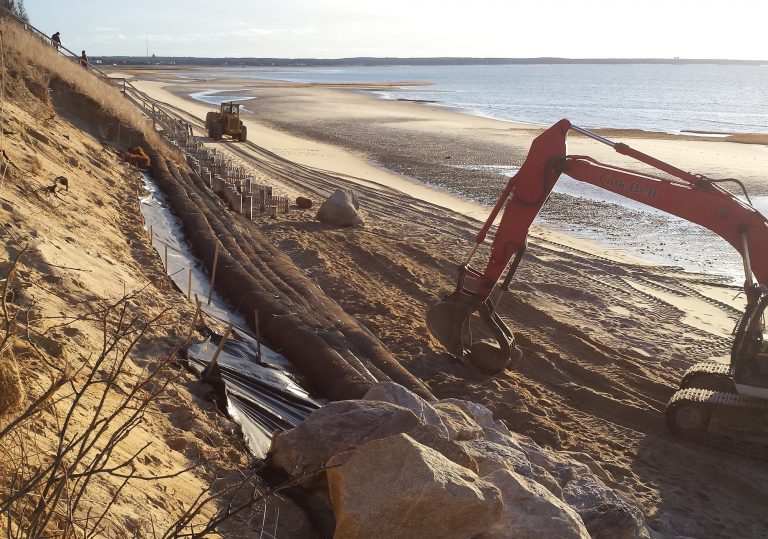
205, 102, 247, 142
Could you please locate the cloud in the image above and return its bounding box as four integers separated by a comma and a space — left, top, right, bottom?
232, 26, 316, 38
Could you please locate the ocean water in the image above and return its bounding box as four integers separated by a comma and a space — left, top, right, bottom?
203, 64, 768, 135
188, 64, 768, 282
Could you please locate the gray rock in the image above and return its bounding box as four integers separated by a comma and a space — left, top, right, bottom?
440, 398, 496, 428
315, 188, 365, 227
434, 401, 484, 441
364, 381, 448, 437
460, 438, 562, 498
327, 433, 502, 539
409, 424, 479, 474
269, 400, 420, 480
562, 474, 649, 539
477, 470, 590, 539
460, 439, 534, 477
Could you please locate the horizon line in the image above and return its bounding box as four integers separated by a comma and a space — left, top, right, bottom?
95, 55, 768, 64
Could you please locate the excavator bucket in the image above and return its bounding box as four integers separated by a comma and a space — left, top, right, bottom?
427, 291, 521, 375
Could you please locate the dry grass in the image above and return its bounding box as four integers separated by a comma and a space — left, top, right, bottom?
0, 19, 164, 149
0, 347, 24, 416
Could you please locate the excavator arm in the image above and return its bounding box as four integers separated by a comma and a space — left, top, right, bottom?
428, 119, 768, 374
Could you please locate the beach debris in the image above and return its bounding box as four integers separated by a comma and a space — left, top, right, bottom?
296, 196, 313, 209
40, 175, 69, 198
315, 188, 365, 227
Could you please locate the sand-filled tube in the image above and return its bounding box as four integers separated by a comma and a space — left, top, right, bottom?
150, 151, 433, 401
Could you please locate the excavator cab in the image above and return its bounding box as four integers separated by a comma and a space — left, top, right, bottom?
731, 289, 768, 393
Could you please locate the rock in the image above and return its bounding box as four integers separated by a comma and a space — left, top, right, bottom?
440, 398, 496, 428
364, 381, 448, 437
296, 196, 313, 209
562, 474, 649, 539
434, 401, 484, 441
270, 400, 421, 481
460, 439, 534, 477
327, 434, 502, 539
563, 451, 617, 487
408, 424, 479, 474
459, 438, 562, 497
315, 189, 365, 227
477, 470, 590, 539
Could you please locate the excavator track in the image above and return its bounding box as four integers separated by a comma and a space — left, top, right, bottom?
666, 387, 768, 459
679, 360, 736, 392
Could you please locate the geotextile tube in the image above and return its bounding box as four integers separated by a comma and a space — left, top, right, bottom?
150, 152, 434, 401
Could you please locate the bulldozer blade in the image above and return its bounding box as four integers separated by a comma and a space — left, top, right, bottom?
427, 292, 521, 374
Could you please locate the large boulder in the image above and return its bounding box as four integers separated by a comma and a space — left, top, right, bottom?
327, 434, 502, 539
477, 470, 590, 539
315, 189, 365, 227
364, 381, 448, 437
269, 400, 421, 480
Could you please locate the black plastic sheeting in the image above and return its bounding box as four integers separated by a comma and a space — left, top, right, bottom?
187, 332, 322, 457
150, 151, 434, 401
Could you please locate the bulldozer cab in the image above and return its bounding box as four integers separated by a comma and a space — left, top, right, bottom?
220, 102, 241, 133
221, 102, 240, 117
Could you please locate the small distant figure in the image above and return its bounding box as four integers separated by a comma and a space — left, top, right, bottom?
51, 31, 61, 48
80, 50, 88, 68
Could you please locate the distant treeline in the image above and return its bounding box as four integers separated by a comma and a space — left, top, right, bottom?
95, 56, 766, 67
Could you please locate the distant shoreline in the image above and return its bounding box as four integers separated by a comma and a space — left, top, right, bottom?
94, 56, 767, 67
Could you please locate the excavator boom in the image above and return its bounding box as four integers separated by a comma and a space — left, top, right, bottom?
428, 119, 768, 373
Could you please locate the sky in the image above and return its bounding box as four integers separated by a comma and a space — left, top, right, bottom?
22, 0, 768, 60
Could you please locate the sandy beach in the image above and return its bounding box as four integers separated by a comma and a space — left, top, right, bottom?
95, 67, 768, 537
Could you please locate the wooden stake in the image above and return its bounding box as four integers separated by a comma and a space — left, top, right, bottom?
187, 268, 193, 300
202, 323, 233, 380
207, 241, 221, 306
182, 298, 202, 345
164, 244, 168, 270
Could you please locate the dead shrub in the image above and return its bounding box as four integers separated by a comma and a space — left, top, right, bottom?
124, 146, 151, 169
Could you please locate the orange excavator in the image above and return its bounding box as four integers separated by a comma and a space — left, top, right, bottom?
427, 119, 768, 437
